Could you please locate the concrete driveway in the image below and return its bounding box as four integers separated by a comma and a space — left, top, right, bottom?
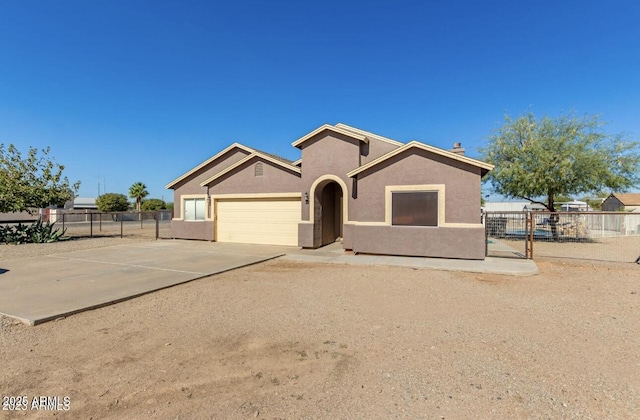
0, 241, 290, 325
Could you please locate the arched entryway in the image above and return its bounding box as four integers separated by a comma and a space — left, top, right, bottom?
312, 180, 345, 247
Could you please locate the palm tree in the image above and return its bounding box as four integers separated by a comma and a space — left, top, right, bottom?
129, 182, 148, 212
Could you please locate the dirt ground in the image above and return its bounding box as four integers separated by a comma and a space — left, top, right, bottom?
534, 235, 640, 263
1, 240, 639, 419
490, 235, 640, 263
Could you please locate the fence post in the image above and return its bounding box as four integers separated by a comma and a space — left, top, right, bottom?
484, 217, 489, 257
529, 212, 534, 259
140, 212, 143, 229
524, 212, 529, 259
155, 212, 159, 240
120, 214, 123, 238
99, 212, 102, 231
62, 212, 65, 232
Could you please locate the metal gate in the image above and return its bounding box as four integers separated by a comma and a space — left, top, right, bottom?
484, 211, 530, 259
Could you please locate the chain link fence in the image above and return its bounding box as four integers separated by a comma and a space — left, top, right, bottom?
484, 211, 640, 263
47, 210, 172, 240
530, 211, 640, 263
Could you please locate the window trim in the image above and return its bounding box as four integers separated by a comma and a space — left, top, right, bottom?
175, 194, 210, 221
385, 184, 446, 227
391, 190, 439, 227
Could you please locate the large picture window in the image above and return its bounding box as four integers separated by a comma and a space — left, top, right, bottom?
391, 191, 438, 226
184, 198, 206, 221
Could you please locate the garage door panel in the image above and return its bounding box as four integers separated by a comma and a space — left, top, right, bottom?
216, 198, 300, 246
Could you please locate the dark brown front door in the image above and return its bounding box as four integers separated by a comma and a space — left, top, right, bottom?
320, 182, 343, 246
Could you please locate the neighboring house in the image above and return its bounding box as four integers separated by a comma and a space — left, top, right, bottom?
0, 211, 38, 223
560, 200, 591, 212
483, 201, 538, 212
63, 197, 98, 210
1, 198, 99, 224
601, 193, 640, 212
73, 197, 98, 210
166, 123, 493, 260
523, 203, 548, 212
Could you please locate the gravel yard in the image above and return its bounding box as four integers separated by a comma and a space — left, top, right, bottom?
1, 238, 639, 418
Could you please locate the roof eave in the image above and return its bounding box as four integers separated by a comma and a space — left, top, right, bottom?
346, 140, 494, 178
291, 124, 368, 149
165, 142, 254, 189
335, 123, 404, 146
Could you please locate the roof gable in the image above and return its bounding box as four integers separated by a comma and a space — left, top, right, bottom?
166, 143, 297, 189
165, 143, 254, 189
199, 152, 301, 186
346, 140, 494, 178
291, 124, 368, 148
610, 193, 640, 205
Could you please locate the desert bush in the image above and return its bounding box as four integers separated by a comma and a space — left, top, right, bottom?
0, 220, 69, 244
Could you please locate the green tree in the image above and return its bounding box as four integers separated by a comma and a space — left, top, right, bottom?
129, 182, 148, 212
551, 194, 574, 211
0, 144, 80, 213
579, 191, 609, 210
96, 193, 130, 212
140, 198, 165, 211
482, 113, 640, 238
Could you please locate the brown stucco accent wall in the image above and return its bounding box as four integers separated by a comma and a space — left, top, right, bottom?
168, 128, 487, 259
170, 156, 301, 241
351, 148, 485, 259
297, 132, 362, 248
208, 156, 301, 194
171, 220, 214, 241
169, 149, 251, 241
360, 138, 400, 165
299, 132, 361, 221
352, 225, 486, 260
354, 149, 482, 224
171, 149, 251, 206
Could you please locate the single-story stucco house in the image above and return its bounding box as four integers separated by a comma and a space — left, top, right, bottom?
166, 123, 494, 260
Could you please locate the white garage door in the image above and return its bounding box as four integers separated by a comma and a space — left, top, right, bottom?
216, 198, 301, 246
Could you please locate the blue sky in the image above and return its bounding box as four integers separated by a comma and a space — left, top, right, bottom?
1, 0, 639, 202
